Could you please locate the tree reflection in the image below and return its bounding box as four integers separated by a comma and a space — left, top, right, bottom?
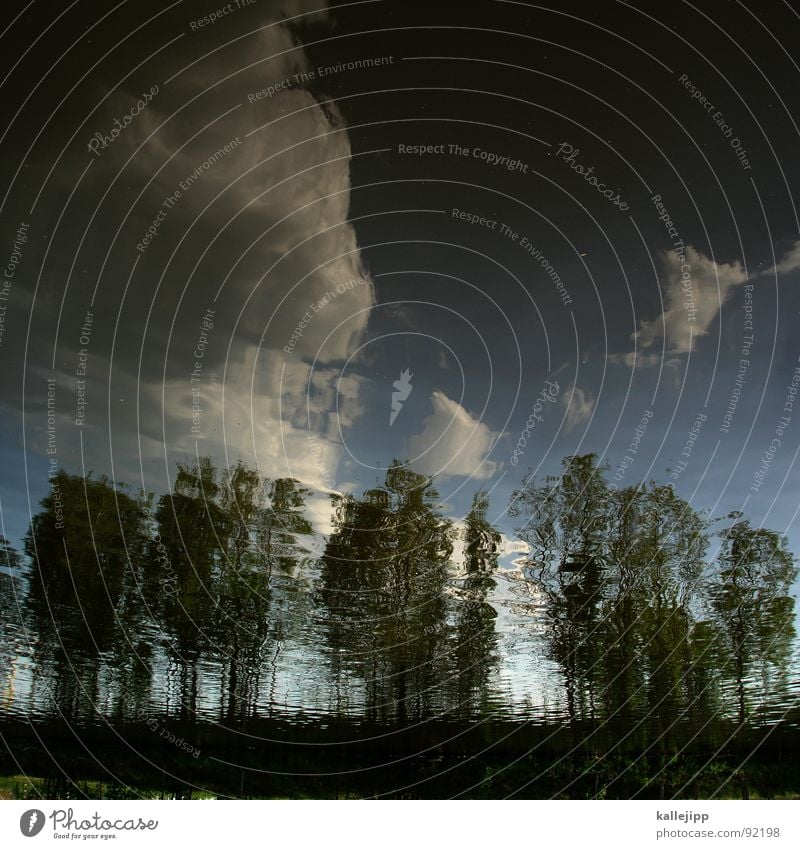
448, 492, 501, 714
707, 517, 796, 725
23, 472, 150, 719
317, 461, 455, 721
153, 459, 314, 720
509, 454, 796, 735
510, 456, 609, 723
4, 453, 795, 736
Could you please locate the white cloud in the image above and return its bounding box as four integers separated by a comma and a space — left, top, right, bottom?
563, 383, 595, 431
407, 391, 501, 480
765, 240, 800, 276
118, 22, 376, 364
154, 345, 359, 496
19, 9, 375, 525
614, 246, 747, 367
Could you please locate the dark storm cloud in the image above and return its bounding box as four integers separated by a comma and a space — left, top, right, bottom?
7, 0, 377, 513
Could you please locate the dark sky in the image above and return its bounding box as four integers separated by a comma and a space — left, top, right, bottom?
2, 0, 800, 575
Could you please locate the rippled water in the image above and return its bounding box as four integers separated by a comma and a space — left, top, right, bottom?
2, 548, 797, 731
2, 459, 798, 803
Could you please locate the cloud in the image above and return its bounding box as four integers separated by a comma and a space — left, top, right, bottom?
407, 391, 501, 480
607, 351, 680, 369
14, 5, 376, 521
765, 240, 800, 276
613, 246, 747, 366
113, 18, 375, 365
563, 383, 595, 431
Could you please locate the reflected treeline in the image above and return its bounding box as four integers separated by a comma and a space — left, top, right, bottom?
0, 454, 796, 733
317, 462, 498, 720
509, 455, 797, 736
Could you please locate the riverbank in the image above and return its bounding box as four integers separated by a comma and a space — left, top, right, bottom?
2, 715, 798, 799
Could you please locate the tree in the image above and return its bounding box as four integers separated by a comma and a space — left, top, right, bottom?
23, 471, 150, 719
510, 455, 713, 737
318, 461, 454, 721
464, 491, 502, 571
153, 458, 317, 720
213, 467, 314, 720
0, 535, 23, 571
510, 455, 611, 723
613, 484, 708, 743
257, 477, 313, 575
708, 518, 797, 725
450, 491, 501, 714
219, 460, 263, 572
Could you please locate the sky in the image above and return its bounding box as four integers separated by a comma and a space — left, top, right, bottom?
2, 0, 800, 579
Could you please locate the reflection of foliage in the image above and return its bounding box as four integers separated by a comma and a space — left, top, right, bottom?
259, 477, 313, 574
464, 491, 501, 572
212, 566, 272, 721
511, 456, 614, 723
22, 471, 151, 718
152, 458, 315, 717
18, 459, 317, 722
510, 454, 796, 732
450, 492, 501, 711
318, 461, 460, 720
24, 471, 150, 650
1, 535, 23, 571
708, 518, 797, 724
8, 453, 796, 734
